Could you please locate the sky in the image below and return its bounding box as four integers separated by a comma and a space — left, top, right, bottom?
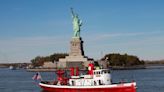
0, 0, 164, 63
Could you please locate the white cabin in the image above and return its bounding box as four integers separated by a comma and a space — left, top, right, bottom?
69, 69, 112, 86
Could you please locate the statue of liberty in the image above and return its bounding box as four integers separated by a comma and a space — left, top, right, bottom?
71, 8, 82, 38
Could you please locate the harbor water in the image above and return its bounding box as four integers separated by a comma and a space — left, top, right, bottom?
0, 68, 164, 92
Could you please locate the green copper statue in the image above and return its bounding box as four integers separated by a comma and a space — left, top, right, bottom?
71, 8, 82, 38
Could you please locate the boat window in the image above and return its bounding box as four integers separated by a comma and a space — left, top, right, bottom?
98, 80, 102, 85
103, 70, 110, 74
72, 81, 75, 86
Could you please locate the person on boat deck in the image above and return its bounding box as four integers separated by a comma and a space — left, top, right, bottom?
57, 81, 61, 85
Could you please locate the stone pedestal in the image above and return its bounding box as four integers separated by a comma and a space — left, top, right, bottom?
59, 37, 91, 69
70, 37, 84, 56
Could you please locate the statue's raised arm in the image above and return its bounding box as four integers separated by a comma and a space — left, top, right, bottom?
70, 8, 82, 38
70, 8, 75, 17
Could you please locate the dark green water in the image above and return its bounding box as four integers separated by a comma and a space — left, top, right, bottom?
0, 68, 164, 92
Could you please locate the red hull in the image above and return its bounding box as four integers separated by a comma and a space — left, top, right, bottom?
39, 83, 136, 92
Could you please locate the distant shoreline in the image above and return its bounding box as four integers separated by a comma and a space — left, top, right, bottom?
0, 63, 30, 68
110, 65, 146, 70
26, 68, 57, 72
1, 63, 164, 72
26, 65, 146, 72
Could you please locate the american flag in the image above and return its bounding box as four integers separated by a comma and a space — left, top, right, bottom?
32, 72, 42, 80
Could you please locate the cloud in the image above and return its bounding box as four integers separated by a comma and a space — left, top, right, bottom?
0, 36, 70, 63
0, 30, 163, 63
83, 30, 164, 60
0, 36, 69, 47
87, 30, 163, 41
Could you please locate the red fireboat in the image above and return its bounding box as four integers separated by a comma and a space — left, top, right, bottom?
39, 63, 137, 92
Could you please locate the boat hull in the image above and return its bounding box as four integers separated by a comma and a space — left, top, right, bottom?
39, 82, 136, 92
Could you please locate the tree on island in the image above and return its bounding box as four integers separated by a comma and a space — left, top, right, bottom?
101, 53, 145, 67
31, 53, 68, 67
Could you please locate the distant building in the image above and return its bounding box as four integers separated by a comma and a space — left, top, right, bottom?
43, 62, 56, 68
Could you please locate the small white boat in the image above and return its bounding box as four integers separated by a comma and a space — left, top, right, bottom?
9, 66, 16, 70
